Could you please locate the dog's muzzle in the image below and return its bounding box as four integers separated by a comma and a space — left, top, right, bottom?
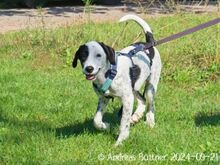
85, 68, 101, 81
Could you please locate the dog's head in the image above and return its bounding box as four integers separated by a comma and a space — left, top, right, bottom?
72, 41, 115, 81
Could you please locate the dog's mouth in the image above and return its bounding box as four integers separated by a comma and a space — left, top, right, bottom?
86, 74, 96, 80
85, 69, 100, 81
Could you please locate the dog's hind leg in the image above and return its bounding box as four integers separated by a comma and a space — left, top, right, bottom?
130, 91, 146, 124
145, 49, 161, 128
93, 97, 110, 131
144, 82, 156, 128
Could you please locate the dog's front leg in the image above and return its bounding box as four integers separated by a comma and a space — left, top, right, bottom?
93, 97, 110, 131
115, 93, 134, 146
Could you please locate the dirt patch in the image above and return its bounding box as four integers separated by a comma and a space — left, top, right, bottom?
0, 3, 218, 33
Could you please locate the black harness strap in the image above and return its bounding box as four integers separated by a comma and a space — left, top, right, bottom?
128, 43, 155, 66
119, 32, 156, 88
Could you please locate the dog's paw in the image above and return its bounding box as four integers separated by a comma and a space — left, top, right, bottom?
94, 121, 110, 131
115, 130, 129, 147
130, 113, 141, 124
145, 112, 155, 128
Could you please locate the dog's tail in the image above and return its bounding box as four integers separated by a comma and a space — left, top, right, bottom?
119, 14, 152, 33
119, 14, 154, 42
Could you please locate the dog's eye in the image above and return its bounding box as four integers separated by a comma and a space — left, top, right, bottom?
96, 54, 102, 58
81, 54, 87, 61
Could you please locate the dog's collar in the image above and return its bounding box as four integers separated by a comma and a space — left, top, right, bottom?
93, 53, 119, 94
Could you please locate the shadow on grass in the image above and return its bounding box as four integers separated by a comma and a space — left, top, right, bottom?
0, 109, 54, 144
55, 108, 121, 138
0, 105, 122, 139
0, 110, 52, 131
0, 105, 56, 133
195, 111, 220, 127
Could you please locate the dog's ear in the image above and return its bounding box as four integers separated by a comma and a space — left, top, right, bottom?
72, 45, 86, 68
98, 42, 115, 65
72, 50, 79, 68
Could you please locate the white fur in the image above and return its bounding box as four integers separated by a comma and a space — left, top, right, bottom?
75, 15, 162, 146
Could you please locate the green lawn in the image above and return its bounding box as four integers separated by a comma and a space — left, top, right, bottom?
0, 13, 220, 164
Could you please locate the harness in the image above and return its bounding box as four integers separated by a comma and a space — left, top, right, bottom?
93, 17, 220, 95
93, 33, 155, 95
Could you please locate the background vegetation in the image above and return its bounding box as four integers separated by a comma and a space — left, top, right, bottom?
0, 0, 218, 8
0, 12, 219, 164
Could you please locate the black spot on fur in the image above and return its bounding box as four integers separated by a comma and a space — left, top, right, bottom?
98, 42, 115, 65
72, 45, 88, 68
129, 65, 141, 88
145, 32, 155, 44
146, 47, 155, 66
145, 32, 155, 66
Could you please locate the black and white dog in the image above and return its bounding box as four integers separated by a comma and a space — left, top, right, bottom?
72, 15, 162, 146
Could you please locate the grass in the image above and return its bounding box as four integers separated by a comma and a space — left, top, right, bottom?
0, 13, 220, 164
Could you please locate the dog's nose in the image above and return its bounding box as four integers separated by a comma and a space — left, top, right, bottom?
85, 66, 94, 73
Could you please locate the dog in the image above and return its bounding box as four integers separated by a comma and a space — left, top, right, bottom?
72, 14, 162, 146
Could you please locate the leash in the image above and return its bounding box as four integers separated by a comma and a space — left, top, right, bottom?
95, 17, 220, 95
144, 17, 220, 49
